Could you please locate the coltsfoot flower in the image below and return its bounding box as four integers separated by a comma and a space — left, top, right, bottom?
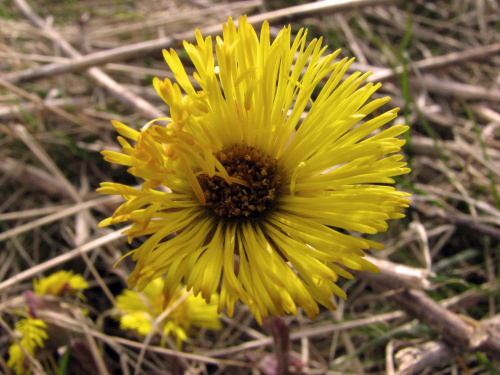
33, 270, 89, 297
98, 16, 410, 323
7, 318, 48, 375
8, 271, 89, 375
116, 278, 221, 348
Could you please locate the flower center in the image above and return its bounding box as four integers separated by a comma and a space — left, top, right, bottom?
198, 145, 281, 220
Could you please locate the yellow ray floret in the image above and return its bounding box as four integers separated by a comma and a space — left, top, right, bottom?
98, 15, 411, 323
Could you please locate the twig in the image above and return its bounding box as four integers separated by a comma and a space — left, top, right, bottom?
0, 316, 45, 373
471, 105, 500, 124
34, 309, 253, 369
0, 77, 84, 126
0, 96, 88, 122
1, 157, 75, 197
364, 255, 433, 289
245, 0, 401, 26
203, 310, 406, 357
411, 74, 500, 102
351, 62, 500, 102
0, 204, 72, 221
134, 291, 193, 375
87, 0, 259, 39
358, 271, 500, 358
76, 310, 111, 375
394, 340, 453, 375
395, 314, 500, 375
11, 124, 82, 202
0, 195, 121, 243
368, 42, 500, 82
412, 201, 500, 241
413, 186, 500, 221
0, 225, 129, 293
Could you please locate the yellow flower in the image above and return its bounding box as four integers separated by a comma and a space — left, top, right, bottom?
33, 269, 89, 298
98, 16, 410, 324
7, 318, 48, 375
116, 278, 221, 348
7, 271, 89, 374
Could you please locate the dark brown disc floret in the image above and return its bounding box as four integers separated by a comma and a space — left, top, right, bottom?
198, 145, 282, 220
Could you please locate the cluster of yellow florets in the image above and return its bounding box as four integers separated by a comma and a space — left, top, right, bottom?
7, 270, 221, 374
7, 270, 88, 375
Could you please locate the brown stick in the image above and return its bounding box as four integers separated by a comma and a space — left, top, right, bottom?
0, 96, 88, 122
368, 43, 500, 82
412, 202, 500, 241
358, 271, 500, 358
411, 74, 500, 102
396, 314, 500, 375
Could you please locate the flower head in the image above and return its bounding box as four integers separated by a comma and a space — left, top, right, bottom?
116, 278, 221, 347
7, 271, 89, 375
98, 16, 410, 323
33, 270, 89, 297
7, 318, 48, 375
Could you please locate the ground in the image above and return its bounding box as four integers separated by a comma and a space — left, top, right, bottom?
1, 0, 499, 374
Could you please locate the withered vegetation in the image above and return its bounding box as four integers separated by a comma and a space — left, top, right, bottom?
1, 0, 499, 374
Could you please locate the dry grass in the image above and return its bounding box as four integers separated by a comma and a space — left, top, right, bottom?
1, 0, 499, 374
